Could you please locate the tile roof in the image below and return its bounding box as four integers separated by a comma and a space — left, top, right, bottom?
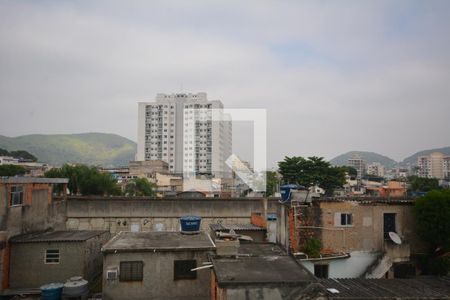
320, 277, 450, 299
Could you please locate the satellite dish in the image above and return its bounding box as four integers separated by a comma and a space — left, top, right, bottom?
389, 232, 402, 245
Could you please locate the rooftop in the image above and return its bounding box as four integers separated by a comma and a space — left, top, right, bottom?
0, 177, 68, 184
320, 277, 450, 299
10, 230, 108, 243
212, 255, 315, 287
102, 231, 215, 253
210, 223, 266, 232
237, 243, 287, 256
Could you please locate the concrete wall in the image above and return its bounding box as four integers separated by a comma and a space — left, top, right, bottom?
316, 201, 423, 254
65, 198, 277, 234
103, 250, 211, 300
10, 232, 109, 289
10, 242, 85, 288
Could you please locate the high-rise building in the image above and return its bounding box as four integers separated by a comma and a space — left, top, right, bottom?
367, 162, 385, 178
137, 93, 232, 177
348, 155, 367, 179
417, 152, 450, 179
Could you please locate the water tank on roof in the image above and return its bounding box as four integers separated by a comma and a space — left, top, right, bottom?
62, 276, 88, 298
280, 184, 304, 201
180, 216, 201, 233
40, 283, 64, 300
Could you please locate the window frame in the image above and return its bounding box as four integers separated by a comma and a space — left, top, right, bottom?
174, 259, 197, 280
45, 249, 60, 264
119, 261, 144, 282
10, 185, 24, 206
335, 212, 353, 227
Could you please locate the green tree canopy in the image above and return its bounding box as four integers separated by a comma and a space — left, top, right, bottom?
45, 164, 120, 196
278, 156, 346, 195
414, 189, 450, 251
408, 175, 440, 192
124, 178, 156, 197
0, 148, 37, 162
265, 171, 279, 197
0, 164, 27, 176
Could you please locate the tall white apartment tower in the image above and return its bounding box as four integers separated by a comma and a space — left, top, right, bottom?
137, 93, 232, 177
417, 152, 450, 179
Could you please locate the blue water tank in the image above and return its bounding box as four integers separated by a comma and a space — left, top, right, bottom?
280, 184, 304, 201
180, 216, 201, 232
40, 283, 64, 300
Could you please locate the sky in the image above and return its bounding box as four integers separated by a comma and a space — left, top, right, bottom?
1, 0, 450, 168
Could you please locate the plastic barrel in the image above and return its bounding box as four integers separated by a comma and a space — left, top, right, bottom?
40, 283, 64, 300
180, 216, 201, 232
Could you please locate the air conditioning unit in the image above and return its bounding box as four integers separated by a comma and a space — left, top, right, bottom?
106, 269, 118, 280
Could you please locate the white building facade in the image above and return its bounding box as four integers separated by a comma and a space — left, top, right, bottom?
417, 152, 450, 180
137, 93, 232, 177
366, 162, 385, 178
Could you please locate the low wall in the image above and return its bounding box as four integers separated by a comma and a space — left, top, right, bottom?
64, 197, 278, 233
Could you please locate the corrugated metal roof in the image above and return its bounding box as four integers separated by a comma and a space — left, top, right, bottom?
320, 277, 450, 299
10, 230, 108, 243
210, 223, 266, 231
0, 177, 69, 184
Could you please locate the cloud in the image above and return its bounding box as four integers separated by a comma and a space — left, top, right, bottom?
0, 0, 449, 167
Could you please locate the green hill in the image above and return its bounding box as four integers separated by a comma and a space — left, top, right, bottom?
330, 151, 398, 168
402, 146, 450, 165
0, 133, 136, 167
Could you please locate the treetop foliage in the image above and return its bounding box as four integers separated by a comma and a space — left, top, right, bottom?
414, 189, 450, 251
278, 156, 346, 195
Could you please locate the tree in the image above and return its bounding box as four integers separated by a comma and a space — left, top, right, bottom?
278, 156, 346, 195
45, 164, 120, 196
414, 189, 450, 251
0, 164, 26, 176
0, 148, 37, 162
265, 171, 279, 197
124, 178, 156, 197
408, 175, 440, 192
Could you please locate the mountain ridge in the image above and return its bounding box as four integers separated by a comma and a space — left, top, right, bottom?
0, 132, 136, 167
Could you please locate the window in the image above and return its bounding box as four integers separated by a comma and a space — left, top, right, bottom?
120, 261, 143, 281
334, 213, 352, 226
314, 264, 329, 278
341, 213, 352, 226
10, 186, 24, 206
45, 249, 60, 264
174, 260, 197, 280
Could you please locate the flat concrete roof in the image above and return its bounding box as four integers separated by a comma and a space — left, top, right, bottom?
212, 255, 315, 287
237, 243, 287, 256
10, 230, 108, 243
0, 177, 68, 184
102, 231, 216, 253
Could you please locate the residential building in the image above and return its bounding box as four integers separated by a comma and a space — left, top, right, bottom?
210, 243, 320, 300
129, 160, 169, 179
367, 162, 385, 177
9, 230, 109, 289
137, 92, 232, 177
0, 177, 69, 291
347, 155, 367, 179
101, 231, 215, 300
0, 156, 19, 165
417, 152, 450, 179
277, 197, 425, 279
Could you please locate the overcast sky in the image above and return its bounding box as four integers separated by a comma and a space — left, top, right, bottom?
1, 0, 450, 168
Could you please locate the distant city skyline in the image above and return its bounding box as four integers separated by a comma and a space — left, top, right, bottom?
1, 1, 450, 168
